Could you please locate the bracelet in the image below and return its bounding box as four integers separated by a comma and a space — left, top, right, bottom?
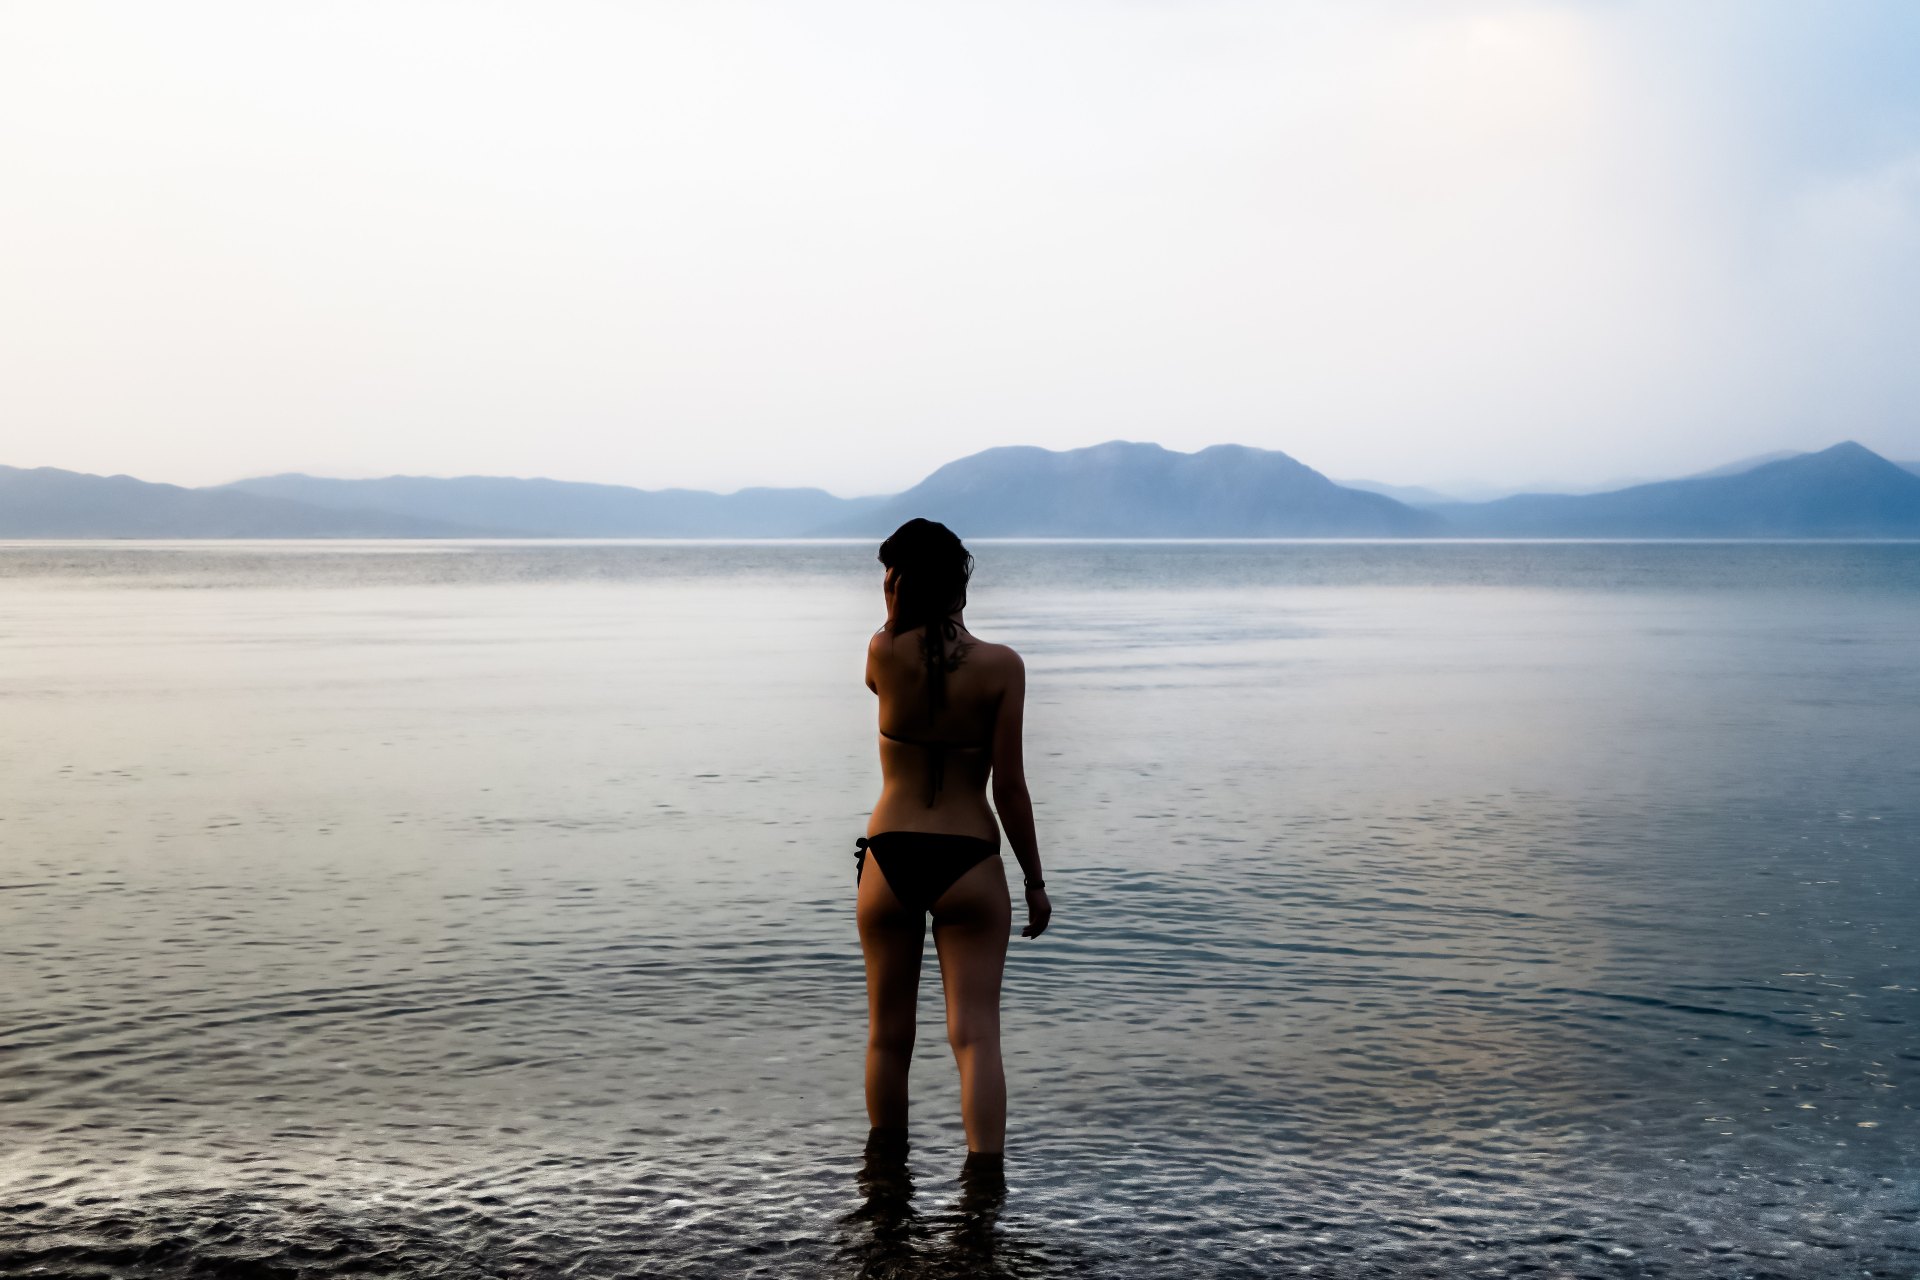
1024, 878, 1046, 890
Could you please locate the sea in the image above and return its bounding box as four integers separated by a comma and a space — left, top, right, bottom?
1, 540, 1915, 1279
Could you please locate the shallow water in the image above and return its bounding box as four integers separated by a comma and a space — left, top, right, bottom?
1, 541, 1916, 1278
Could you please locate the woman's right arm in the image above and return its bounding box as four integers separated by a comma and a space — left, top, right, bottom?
990, 649, 1051, 938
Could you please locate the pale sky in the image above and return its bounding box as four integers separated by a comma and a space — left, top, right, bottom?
3, 1, 1917, 495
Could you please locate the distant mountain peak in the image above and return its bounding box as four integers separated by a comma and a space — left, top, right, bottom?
1439, 440, 1920, 538
1770, 440, 1914, 481
822, 439, 1433, 537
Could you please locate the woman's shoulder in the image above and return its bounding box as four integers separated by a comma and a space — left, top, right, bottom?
867, 625, 1022, 675
965, 635, 1024, 676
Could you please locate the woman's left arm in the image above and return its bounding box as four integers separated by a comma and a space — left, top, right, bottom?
990, 649, 1050, 938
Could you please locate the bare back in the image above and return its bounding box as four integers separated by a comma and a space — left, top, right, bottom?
865, 623, 1019, 842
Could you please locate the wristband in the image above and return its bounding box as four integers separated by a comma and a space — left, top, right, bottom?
1024, 878, 1046, 890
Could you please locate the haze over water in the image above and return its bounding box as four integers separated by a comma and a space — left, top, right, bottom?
2, 541, 1916, 1278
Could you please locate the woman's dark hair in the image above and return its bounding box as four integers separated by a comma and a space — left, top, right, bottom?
878, 518, 974, 713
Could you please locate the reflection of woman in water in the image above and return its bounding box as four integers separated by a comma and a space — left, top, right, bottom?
856, 519, 1051, 1178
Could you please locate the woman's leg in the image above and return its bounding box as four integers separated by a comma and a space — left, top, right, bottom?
931, 855, 1011, 1153
857, 857, 925, 1132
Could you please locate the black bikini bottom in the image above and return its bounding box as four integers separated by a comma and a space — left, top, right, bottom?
855, 832, 999, 913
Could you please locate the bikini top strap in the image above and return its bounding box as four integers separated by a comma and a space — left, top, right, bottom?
878, 728, 992, 750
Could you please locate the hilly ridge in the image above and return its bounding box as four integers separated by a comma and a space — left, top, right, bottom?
0, 465, 476, 537
823, 441, 1441, 536
2, 440, 1918, 539
224, 473, 887, 538
1433, 442, 1920, 538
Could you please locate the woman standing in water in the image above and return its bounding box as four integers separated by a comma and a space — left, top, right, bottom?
856, 519, 1050, 1178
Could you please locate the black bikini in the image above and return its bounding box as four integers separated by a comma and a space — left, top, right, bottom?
859, 728, 998, 912
856, 832, 1000, 913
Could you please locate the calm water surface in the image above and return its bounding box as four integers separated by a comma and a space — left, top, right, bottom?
2, 541, 1916, 1278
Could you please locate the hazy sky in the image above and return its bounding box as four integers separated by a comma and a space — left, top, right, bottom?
3, 2, 1918, 495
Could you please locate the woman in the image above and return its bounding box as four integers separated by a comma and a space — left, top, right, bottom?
856, 518, 1050, 1178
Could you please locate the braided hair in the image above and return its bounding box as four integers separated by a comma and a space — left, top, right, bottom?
878, 518, 974, 715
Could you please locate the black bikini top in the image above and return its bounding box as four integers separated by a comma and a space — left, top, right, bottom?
879, 727, 992, 807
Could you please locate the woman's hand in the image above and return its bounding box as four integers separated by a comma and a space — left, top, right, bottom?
1020, 884, 1052, 939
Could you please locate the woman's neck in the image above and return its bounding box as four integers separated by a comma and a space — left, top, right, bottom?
890, 607, 965, 633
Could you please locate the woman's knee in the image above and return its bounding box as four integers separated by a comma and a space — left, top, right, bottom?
946, 1012, 1001, 1055
868, 1020, 916, 1057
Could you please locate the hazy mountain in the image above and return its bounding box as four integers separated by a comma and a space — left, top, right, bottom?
10, 442, 1920, 539
1336, 478, 1464, 507
1355, 452, 1835, 508
1434, 452, 1812, 500
1432, 442, 1920, 537
821, 441, 1443, 537
0, 465, 474, 537
1343, 472, 1669, 505
1685, 450, 1806, 479
222, 474, 885, 537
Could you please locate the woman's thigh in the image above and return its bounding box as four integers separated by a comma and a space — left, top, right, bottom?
930, 857, 1010, 1026
858, 857, 926, 1025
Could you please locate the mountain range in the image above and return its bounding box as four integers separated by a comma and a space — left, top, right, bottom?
1428, 442, 1920, 537
4, 441, 1919, 539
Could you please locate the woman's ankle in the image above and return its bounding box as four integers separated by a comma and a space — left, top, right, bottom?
865, 1125, 910, 1155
